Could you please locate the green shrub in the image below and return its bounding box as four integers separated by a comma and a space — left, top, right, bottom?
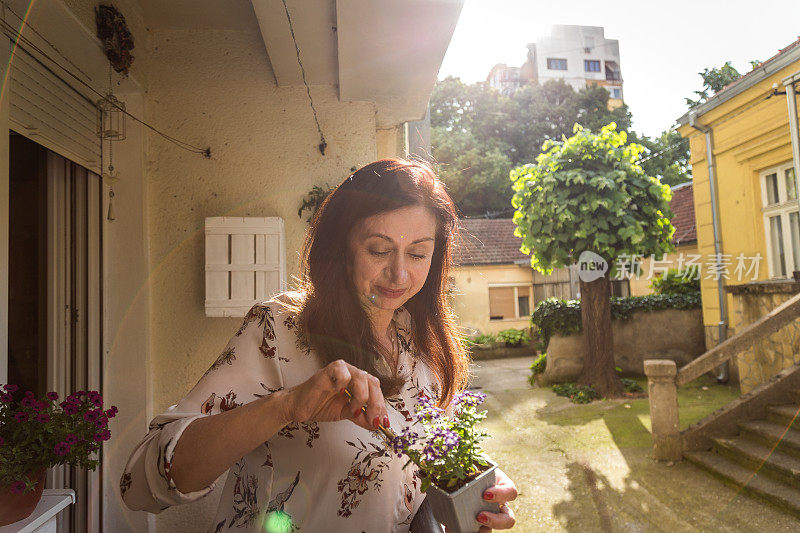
649, 267, 701, 295
621, 378, 644, 393
496, 328, 531, 347
552, 383, 600, 404
472, 333, 496, 345
531, 293, 701, 350
528, 353, 547, 385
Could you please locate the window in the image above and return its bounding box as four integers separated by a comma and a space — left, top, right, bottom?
489, 285, 532, 320
761, 162, 800, 278
611, 88, 622, 99
547, 58, 567, 70
584, 60, 601, 72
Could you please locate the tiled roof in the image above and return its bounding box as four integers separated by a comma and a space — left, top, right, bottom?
453, 184, 697, 266
670, 182, 696, 245
453, 218, 529, 266
717, 38, 800, 97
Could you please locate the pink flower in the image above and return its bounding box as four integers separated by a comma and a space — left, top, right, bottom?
93, 432, 104, 442
65, 433, 78, 445
95, 417, 108, 428
88, 392, 102, 407
34, 401, 48, 411
35, 413, 50, 423
21, 397, 35, 407
83, 409, 100, 422
3, 384, 19, 392
100, 429, 111, 441
62, 403, 78, 415
46, 392, 59, 401
106, 406, 118, 418
0, 393, 13, 403
10, 481, 26, 494
14, 412, 29, 422
54, 442, 70, 456
24, 391, 34, 398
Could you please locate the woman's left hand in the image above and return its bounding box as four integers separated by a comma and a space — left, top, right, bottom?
444, 467, 517, 532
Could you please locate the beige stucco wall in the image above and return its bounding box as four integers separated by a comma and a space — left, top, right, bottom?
627, 243, 700, 296
451, 264, 533, 334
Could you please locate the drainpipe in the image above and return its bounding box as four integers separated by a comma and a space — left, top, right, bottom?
689, 112, 729, 382
784, 72, 800, 200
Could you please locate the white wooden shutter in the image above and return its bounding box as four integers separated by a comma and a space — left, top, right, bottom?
205, 217, 286, 317
7, 42, 101, 173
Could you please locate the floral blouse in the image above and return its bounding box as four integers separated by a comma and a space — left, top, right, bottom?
120, 295, 450, 532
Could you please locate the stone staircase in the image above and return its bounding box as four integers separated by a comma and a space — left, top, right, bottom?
684, 393, 800, 517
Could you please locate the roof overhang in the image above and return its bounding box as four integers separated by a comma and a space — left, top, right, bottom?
250, 0, 463, 128
676, 42, 800, 127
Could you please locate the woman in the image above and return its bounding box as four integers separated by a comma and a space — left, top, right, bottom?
120, 159, 517, 532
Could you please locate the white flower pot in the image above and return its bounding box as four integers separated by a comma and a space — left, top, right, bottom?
423, 456, 498, 533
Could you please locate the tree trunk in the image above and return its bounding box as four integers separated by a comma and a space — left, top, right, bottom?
577, 275, 624, 398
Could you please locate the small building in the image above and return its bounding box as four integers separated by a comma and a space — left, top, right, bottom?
675, 37, 800, 392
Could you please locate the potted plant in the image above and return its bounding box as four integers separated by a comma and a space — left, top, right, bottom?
389, 390, 497, 533
0, 384, 117, 526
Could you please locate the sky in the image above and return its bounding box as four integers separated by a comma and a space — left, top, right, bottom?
437, 0, 800, 137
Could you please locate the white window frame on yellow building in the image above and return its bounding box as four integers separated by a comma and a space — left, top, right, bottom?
760, 161, 800, 278
488, 283, 532, 321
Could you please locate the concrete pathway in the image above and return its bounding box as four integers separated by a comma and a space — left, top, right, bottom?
469, 356, 800, 532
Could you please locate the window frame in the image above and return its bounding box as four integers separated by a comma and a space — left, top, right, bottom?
584, 60, 601, 72
546, 58, 567, 71
488, 283, 532, 320
760, 162, 800, 278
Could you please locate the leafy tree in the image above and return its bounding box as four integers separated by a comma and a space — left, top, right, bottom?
628, 129, 691, 187
685, 61, 754, 109
511, 123, 675, 397
430, 77, 633, 215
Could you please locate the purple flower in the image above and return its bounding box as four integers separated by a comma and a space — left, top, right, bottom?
83, 409, 101, 422
46, 392, 59, 401
454, 391, 487, 408
24, 390, 34, 398
100, 429, 111, 441
65, 433, 78, 445
65, 394, 80, 405
95, 417, 108, 428
14, 412, 29, 422
10, 481, 26, 494
106, 406, 118, 418
21, 397, 35, 407
3, 384, 19, 392
0, 393, 13, 403
62, 403, 78, 415
93, 432, 104, 442
54, 442, 71, 456
34, 401, 48, 411
35, 413, 51, 423
87, 392, 102, 407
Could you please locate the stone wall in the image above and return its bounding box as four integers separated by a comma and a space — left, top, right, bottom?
727, 281, 800, 394
543, 308, 705, 383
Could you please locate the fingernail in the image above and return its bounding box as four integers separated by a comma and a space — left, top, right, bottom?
372, 416, 380, 429
477, 513, 488, 524
483, 491, 494, 500
383, 416, 390, 428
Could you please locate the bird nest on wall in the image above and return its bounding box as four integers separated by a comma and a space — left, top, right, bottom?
95, 4, 135, 76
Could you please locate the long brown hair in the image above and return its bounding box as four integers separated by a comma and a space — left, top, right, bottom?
286, 158, 469, 407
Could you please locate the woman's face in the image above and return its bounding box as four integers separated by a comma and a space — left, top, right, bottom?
347, 205, 437, 315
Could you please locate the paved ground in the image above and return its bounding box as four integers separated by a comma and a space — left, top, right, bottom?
468, 356, 800, 532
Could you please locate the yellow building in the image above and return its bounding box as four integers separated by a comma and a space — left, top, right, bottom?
676, 38, 800, 391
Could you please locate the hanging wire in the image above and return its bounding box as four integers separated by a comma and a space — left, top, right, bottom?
281, 0, 327, 155
1, 2, 212, 158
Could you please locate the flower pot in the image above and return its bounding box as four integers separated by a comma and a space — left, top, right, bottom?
423, 456, 498, 533
0, 468, 47, 526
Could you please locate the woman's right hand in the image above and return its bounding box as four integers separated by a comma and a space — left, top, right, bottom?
278, 359, 390, 433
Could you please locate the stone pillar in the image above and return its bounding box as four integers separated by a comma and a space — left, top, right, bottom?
644, 359, 681, 461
